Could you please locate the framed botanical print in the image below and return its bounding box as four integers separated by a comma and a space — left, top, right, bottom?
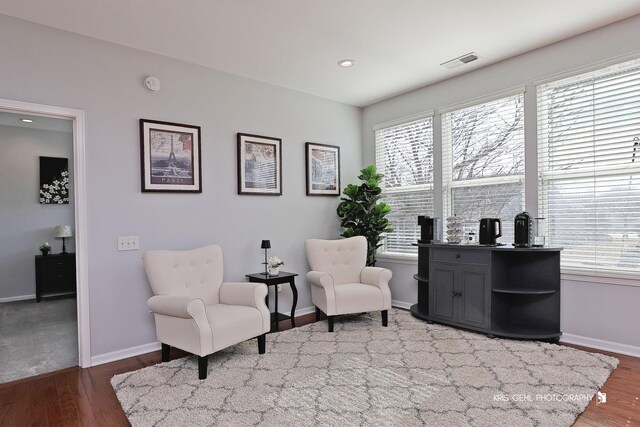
237, 133, 282, 195
140, 119, 202, 193
305, 142, 340, 196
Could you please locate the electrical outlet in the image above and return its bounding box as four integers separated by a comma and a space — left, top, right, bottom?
277, 284, 282, 293
118, 236, 139, 251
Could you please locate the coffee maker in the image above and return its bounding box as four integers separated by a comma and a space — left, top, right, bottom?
514, 212, 533, 247
479, 218, 502, 245
417, 216, 442, 243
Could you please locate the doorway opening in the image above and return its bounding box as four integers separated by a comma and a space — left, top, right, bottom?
0, 98, 89, 383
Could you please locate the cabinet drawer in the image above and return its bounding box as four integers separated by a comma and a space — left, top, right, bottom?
39, 256, 75, 269
431, 248, 489, 265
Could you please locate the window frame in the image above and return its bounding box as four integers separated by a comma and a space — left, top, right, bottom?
374, 111, 435, 257
536, 56, 640, 279
440, 88, 527, 240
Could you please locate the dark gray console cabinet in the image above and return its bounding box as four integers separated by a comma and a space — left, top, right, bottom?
410, 244, 561, 340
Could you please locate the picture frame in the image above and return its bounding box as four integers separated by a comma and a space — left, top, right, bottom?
237, 133, 282, 195
140, 119, 202, 193
305, 142, 340, 196
39, 156, 70, 204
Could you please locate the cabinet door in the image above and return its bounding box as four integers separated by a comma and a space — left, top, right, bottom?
457, 264, 489, 329
429, 262, 456, 322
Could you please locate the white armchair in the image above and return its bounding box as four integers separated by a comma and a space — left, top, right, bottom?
305, 236, 392, 332
143, 245, 270, 379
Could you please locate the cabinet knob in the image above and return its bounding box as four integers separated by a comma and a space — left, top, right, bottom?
455, 253, 461, 259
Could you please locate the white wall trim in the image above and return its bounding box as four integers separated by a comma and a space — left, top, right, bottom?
91, 342, 162, 366
294, 305, 317, 317
0, 97, 90, 368
439, 84, 526, 114
560, 333, 640, 359
533, 50, 640, 86
92, 307, 320, 366
392, 300, 413, 310
0, 294, 36, 303
373, 110, 435, 131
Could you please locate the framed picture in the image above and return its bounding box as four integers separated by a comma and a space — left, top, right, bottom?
237, 133, 282, 195
39, 156, 70, 204
305, 142, 340, 196
140, 119, 202, 193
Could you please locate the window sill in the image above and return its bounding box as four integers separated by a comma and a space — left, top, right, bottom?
561, 269, 640, 288
377, 255, 640, 287
376, 253, 418, 265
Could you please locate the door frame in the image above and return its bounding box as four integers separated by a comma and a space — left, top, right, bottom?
0, 97, 90, 367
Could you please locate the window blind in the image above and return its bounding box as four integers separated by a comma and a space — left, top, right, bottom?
538, 57, 640, 276
442, 93, 525, 242
375, 115, 434, 254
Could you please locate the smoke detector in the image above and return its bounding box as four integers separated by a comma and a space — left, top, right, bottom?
441, 52, 479, 69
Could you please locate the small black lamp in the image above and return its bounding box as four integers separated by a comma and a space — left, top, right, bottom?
261, 240, 271, 275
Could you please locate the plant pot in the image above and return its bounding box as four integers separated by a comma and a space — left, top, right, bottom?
40, 251, 50, 256
268, 266, 280, 276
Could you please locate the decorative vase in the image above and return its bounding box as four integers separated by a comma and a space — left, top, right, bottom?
40, 249, 50, 256
268, 266, 280, 276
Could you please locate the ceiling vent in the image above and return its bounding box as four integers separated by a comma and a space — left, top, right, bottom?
441, 52, 479, 69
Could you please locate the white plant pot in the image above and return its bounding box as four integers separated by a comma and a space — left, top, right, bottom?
268, 266, 280, 276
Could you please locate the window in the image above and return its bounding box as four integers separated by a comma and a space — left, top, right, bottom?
442, 91, 526, 242
538, 58, 640, 276
375, 114, 434, 255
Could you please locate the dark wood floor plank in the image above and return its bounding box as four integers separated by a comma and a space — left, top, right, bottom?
0, 385, 17, 425
2, 311, 638, 426
42, 376, 65, 427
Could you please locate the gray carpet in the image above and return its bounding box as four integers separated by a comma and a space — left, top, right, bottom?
112, 309, 618, 427
0, 298, 78, 383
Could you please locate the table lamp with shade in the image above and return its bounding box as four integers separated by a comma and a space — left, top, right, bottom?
54, 225, 72, 254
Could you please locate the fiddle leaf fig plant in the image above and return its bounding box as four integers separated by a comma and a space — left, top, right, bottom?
337, 165, 393, 266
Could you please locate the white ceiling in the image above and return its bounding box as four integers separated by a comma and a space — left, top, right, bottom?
1, 1, 640, 107
0, 111, 72, 133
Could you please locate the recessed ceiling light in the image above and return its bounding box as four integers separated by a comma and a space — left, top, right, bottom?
20, 118, 34, 123
338, 59, 356, 68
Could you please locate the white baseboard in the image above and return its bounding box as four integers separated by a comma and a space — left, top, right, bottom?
392, 300, 413, 310
91, 342, 162, 367
0, 294, 36, 303
90, 308, 321, 367
560, 333, 640, 359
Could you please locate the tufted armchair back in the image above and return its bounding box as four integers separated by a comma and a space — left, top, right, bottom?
143, 245, 224, 305
305, 236, 367, 285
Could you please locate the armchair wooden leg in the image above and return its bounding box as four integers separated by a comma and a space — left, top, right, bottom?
327, 316, 335, 332
382, 310, 388, 327
161, 343, 170, 362
198, 355, 208, 380
315, 306, 321, 321
258, 334, 266, 354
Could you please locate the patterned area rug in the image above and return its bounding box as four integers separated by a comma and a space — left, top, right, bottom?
112, 309, 618, 426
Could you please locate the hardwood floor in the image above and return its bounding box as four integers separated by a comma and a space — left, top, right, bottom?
1, 313, 638, 426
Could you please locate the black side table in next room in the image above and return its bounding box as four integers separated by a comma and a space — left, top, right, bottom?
246, 271, 298, 332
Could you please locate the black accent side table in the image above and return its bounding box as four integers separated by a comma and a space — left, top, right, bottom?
246, 271, 298, 332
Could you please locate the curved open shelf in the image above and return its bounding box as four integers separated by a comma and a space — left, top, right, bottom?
413, 273, 429, 282
492, 288, 557, 295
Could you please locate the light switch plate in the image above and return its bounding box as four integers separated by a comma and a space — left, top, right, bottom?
118, 236, 139, 251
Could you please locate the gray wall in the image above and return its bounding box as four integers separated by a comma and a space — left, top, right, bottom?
0, 124, 75, 300
364, 15, 640, 350
0, 15, 362, 356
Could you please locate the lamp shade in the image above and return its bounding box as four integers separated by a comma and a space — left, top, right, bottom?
54, 225, 72, 238
260, 240, 271, 249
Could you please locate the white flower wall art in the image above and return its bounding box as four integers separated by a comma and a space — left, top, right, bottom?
39, 156, 70, 204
